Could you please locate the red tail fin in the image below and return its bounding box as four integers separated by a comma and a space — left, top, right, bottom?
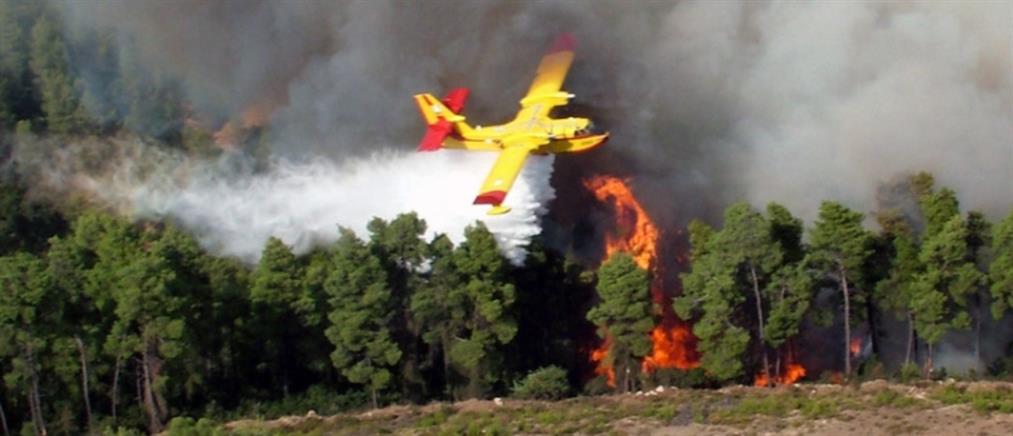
441, 88, 469, 113
414, 88, 470, 152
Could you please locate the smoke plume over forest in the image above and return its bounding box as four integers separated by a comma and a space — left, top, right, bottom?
19, 0, 1004, 262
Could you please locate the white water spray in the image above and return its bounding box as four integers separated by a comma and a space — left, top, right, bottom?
37, 140, 555, 265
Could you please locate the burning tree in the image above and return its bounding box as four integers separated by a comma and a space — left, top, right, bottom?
583, 176, 700, 389
586, 252, 653, 393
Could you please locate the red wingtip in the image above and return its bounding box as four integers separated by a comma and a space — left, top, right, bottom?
548, 33, 577, 54
473, 190, 507, 206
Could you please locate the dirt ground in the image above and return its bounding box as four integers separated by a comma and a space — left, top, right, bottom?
224, 380, 1013, 435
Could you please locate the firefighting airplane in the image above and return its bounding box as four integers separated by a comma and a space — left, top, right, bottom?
413, 34, 608, 215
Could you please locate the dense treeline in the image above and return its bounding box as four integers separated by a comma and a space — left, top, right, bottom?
1, 169, 1010, 435
0, 203, 599, 434
675, 176, 1013, 385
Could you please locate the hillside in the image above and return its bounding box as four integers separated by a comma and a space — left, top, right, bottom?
173, 381, 1013, 435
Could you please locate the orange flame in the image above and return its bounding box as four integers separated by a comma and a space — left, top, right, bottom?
754, 345, 807, 387
583, 176, 658, 270
642, 322, 700, 372
590, 335, 616, 387
850, 336, 862, 357
584, 175, 699, 384
754, 363, 806, 387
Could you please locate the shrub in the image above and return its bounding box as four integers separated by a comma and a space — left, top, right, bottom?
898, 363, 921, 383
166, 417, 227, 436
512, 366, 571, 400
800, 398, 838, 418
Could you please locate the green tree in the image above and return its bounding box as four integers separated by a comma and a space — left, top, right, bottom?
874, 227, 922, 365
714, 203, 782, 382
410, 234, 461, 398
587, 252, 652, 393
808, 201, 872, 377
0, 252, 56, 435
325, 229, 401, 409
447, 223, 517, 398
911, 215, 983, 373
990, 211, 1013, 321
0, 0, 41, 126
112, 229, 188, 433
249, 237, 303, 397
919, 187, 960, 239
763, 204, 812, 377
29, 14, 91, 134
676, 220, 750, 382
964, 211, 992, 364
366, 213, 428, 399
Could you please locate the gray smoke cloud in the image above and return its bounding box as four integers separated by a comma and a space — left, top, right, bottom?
53, 1, 1012, 223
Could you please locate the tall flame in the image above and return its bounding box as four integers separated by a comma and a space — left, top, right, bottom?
583, 177, 658, 270
584, 175, 699, 384
590, 334, 615, 387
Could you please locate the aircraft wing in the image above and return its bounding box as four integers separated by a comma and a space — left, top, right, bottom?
517, 34, 576, 118
473, 139, 546, 213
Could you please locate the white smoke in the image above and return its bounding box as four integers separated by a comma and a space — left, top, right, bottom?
129, 152, 553, 265
134, 151, 552, 265
18, 137, 555, 265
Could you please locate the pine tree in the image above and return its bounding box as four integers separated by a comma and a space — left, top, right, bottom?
29, 14, 91, 134
325, 229, 401, 409
0, 0, 41, 126
715, 203, 782, 382
763, 204, 812, 378
111, 228, 189, 433
366, 213, 428, 399
964, 211, 992, 364
0, 252, 56, 435
588, 252, 652, 392
249, 237, 303, 397
676, 219, 750, 382
447, 222, 517, 398
808, 201, 872, 377
911, 215, 983, 373
990, 211, 1013, 320
874, 227, 922, 365
410, 234, 460, 398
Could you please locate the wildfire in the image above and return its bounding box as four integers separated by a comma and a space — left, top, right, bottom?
584, 175, 699, 384
754, 344, 807, 386
754, 363, 807, 387
850, 336, 862, 357
642, 322, 700, 372
583, 176, 658, 270
590, 335, 616, 387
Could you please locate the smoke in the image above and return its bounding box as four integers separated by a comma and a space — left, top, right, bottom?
17, 137, 553, 264
128, 151, 554, 264
37, 1, 1011, 259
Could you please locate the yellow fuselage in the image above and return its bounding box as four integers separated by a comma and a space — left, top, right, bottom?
443, 106, 607, 154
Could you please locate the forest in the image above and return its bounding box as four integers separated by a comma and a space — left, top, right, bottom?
1, 1, 1012, 435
